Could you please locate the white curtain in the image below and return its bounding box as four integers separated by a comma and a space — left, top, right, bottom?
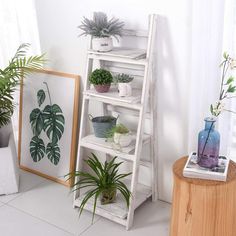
0, 0, 41, 149
187, 0, 234, 156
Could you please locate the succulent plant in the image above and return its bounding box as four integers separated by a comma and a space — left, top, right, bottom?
114, 73, 134, 83
106, 124, 129, 138
78, 12, 124, 41
89, 69, 113, 85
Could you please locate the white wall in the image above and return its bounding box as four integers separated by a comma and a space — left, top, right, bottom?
34, 0, 192, 202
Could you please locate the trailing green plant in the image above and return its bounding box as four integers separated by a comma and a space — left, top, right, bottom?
0, 43, 45, 128
78, 12, 124, 41
66, 153, 132, 222
106, 124, 129, 139
113, 73, 134, 83
89, 69, 113, 85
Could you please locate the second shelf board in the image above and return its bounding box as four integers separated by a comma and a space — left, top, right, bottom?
80, 133, 151, 161
74, 180, 152, 221
84, 88, 141, 104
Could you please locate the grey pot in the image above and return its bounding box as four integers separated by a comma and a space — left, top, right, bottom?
89, 115, 117, 138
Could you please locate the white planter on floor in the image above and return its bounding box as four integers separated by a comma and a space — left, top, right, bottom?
0, 123, 19, 195
92, 37, 113, 52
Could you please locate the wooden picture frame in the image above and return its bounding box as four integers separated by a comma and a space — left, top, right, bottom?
18, 69, 80, 187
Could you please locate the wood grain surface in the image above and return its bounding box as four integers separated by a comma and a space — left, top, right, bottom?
170, 157, 236, 236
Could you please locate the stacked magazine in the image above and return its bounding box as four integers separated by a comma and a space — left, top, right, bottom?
183, 152, 230, 181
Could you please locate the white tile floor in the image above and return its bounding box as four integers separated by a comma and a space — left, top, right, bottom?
0, 170, 171, 236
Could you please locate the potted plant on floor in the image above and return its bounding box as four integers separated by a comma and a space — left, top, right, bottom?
0, 43, 45, 195
114, 73, 134, 97
89, 68, 113, 93
78, 12, 124, 52
89, 114, 117, 138
66, 153, 132, 222
106, 124, 132, 147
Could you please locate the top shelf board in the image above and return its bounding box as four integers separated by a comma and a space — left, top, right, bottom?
87, 47, 148, 65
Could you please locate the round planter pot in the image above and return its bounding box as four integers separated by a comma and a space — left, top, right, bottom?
114, 132, 132, 147
118, 82, 132, 97
92, 37, 113, 52
100, 188, 117, 205
94, 84, 111, 93
89, 115, 117, 138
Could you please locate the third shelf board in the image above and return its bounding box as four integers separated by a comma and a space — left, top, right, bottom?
80, 133, 151, 163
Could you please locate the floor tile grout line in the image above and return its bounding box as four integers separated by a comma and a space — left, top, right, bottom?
5, 204, 76, 236
3, 178, 48, 204
78, 217, 102, 236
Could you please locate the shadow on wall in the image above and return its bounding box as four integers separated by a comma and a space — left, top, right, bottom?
154, 15, 188, 202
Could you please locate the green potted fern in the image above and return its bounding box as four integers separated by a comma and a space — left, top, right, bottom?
0, 43, 45, 195
89, 68, 113, 93
114, 73, 134, 97
78, 12, 124, 52
66, 153, 132, 222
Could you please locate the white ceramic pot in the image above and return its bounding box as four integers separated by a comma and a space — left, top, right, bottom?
92, 37, 113, 52
114, 132, 132, 147
0, 123, 19, 195
118, 82, 132, 97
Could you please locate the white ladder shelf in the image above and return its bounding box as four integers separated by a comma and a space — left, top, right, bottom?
74, 14, 157, 230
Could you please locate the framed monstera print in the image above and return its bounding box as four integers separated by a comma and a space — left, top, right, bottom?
18, 69, 80, 186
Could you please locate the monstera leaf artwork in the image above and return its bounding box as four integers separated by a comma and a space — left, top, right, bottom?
29, 82, 65, 165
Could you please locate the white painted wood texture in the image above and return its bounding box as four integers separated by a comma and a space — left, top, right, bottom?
74, 181, 151, 220
74, 14, 157, 230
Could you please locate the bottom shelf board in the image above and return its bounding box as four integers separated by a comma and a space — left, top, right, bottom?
74, 182, 151, 221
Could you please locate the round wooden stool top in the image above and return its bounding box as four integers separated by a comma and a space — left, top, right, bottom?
170, 157, 236, 236
173, 156, 236, 185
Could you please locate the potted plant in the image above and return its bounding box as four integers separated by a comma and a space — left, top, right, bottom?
89, 68, 113, 93
114, 73, 134, 97
107, 124, 132, 147
78, 12, 124, 52
66, 153, 132, 222
0, 43, 45, 195
89, 115, 117, 138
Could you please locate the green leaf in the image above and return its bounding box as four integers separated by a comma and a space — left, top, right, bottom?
226, 76, 235, 85
46, 142, 60, 165
30, 136, 45, 162
210, 104, 214, 115
37, 89, 46, 107
43, 104, 65, 143
30, 108, 44, 136
223, 52, 229, 59
227, 85, 236, 93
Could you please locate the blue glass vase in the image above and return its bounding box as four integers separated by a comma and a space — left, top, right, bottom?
197, 117, 220, 168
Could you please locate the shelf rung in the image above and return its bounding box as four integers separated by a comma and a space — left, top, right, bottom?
88, 54, 147, 66
84, 95, 142, 110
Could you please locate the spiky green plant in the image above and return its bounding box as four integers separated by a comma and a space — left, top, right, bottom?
66, 153, 132, 222
0, 43, 45, 128
78, 12, 124, 41
113, 73, 134, 83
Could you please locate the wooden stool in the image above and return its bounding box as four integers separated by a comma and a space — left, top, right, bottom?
170, 157, 236, 236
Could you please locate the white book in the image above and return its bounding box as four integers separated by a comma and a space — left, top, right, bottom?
183, 152, 230, 181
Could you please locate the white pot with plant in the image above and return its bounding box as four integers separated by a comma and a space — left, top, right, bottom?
78, 12, 124, 52
0, 44, 45, 195
114, 73, 134, 97
107, 124, 132, 147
